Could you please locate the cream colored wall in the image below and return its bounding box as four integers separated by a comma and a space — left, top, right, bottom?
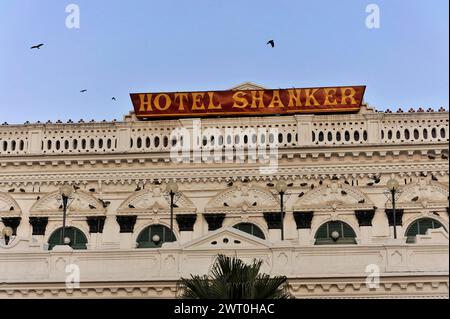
0, 101, 448, 298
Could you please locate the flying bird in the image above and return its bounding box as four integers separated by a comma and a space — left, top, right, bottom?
30, 43, 44, 50
80, 89, 87, 93
112, 97, 116, 101
267, 40, 275, 48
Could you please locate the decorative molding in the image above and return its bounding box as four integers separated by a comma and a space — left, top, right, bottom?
1, 217, 21, 235
86, 216, 106, 233
176, 214, 197, 232
30, 190, 106, 217
0, 193, 21, 217
294, 182, 374, 212
293, 212, 314, 229
205, 184, 279, 214
263, 212, 284, 229
116, 216, 137, 233
117, 187, 196, 215
29, 217, 48, 236
355, 210, 376, 227
203, 214, 226, 231
385, 209, 405, 226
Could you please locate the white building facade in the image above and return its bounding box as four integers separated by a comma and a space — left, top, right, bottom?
0, 83, 448, 298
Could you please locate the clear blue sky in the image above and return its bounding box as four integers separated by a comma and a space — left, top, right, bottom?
0, 0, 448, 124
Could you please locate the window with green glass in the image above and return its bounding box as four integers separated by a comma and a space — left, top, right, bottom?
314, 221, 357, 245
233, 222, 265, 239
136, 224, 176, 248
405, 218, 447, 243
48, 227, 88, 250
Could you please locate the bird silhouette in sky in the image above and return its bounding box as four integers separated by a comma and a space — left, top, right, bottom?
267, 40, 275, 48
112, 97, 116, 101
80, 89, 87, 93
30, 44, 44, 50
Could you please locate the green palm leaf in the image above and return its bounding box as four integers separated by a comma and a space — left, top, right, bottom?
178, 254, 293, 299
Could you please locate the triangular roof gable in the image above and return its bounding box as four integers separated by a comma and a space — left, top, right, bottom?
182, 227, 272, 250
230, 82, 267, 91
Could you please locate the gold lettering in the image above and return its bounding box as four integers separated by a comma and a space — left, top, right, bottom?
287, 89, 302, 107
232, 91, 249, 108
207, 92, 222, 110
191, 93, 205, 110
139, 94, 152, 112
340, 87, 358, 105
304, 89, 320, 106
174, 93, 189, 111
269, 90, 285, 108
324, 88, 338, 105
153, 94, 171, 111
250, 91, 265, 109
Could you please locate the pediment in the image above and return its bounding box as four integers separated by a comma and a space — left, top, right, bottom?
30, 190, 106, 216
392, 180, 449, 209
205, 185, 279, 214
230, 82, 267, 91
0, 193, 21, 216
117, 187, 196, 215
182, 227, 272, 250
294, 182, 374, 211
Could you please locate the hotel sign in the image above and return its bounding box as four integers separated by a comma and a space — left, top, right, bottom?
130, 86, 366, 120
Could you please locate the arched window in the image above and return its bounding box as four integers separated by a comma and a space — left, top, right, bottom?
314, 221, 357, 245
47, 227, 88, 250
233, 223, 265, 239
136, 224, 176, 248
405, 218, 447, 243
